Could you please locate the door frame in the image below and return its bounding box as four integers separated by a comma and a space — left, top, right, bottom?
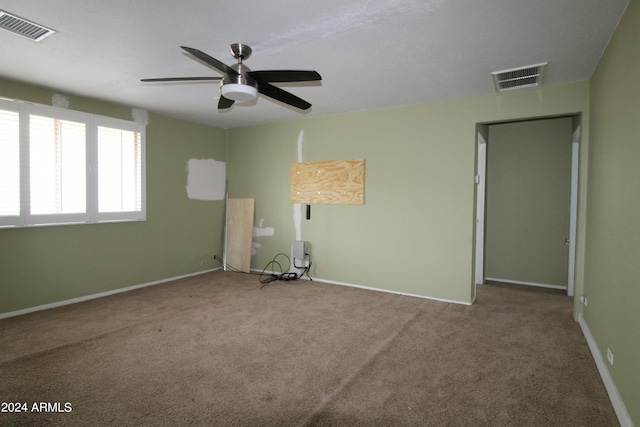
567, 125, 580, 296
474, 118, 579, 296
474, 130, 487, 286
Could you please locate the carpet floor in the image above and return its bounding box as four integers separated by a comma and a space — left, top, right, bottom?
0, 271, 618, 426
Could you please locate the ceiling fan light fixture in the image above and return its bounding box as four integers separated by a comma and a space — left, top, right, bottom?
221, 84, 257, 102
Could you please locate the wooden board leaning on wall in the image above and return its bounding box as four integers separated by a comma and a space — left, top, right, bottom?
225, 198, 255, 273
290, 159, 364, 205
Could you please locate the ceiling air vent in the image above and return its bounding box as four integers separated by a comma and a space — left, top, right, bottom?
0, 10, 56, 42
492, 63, 547, 92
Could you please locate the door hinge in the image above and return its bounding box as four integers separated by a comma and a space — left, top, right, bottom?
474, 174, 480, 184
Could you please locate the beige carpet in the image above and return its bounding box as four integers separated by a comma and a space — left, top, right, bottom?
0, 271, 618, 426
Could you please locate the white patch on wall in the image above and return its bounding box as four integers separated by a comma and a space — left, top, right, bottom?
293, 129, 304, 241
186, 159, 226, 201
253, 219, 274, 256
297, 129, 304, 163
132, 108, 149, 125
254, 218, 275, 237
51, 94, 69, 109
252, 242, 261, 256
293, 204, 302, 241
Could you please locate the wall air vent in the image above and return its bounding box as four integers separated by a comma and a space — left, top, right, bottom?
0, 10, 56, 42
492, 63, 547, 92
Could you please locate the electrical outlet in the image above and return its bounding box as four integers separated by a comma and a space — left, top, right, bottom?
606, 348, 614, 365
200, 259, 210, 266
320, 261, 327, 269
579, 295, 587, 306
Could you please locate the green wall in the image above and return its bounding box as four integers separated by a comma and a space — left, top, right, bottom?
228, 82, 589, 304
485, 118, 573, 287
0, 78, 228, 314
586, 0, 640, 424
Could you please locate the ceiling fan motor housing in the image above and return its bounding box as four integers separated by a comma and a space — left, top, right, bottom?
229, 43, 252, 61
221, 62, 258, 102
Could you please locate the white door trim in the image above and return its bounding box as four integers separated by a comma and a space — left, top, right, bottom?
475, 130, 487, 285
567, 126, 580, 296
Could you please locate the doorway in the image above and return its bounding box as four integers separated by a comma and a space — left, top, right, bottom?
474, 116, 579, 296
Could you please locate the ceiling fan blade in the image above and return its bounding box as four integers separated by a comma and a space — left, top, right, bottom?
218, 96, 234, 109
258, 83, 312, 110
181, 46, 238, 76
141, 77, 222, 82
248, 70, 321, 83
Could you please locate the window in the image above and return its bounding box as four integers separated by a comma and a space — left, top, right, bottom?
97, 126, 143, 214
29, 115, 87, 215
0, 97, 146, 227
0, 109, 20, 217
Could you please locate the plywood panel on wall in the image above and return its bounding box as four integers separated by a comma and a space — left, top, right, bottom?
225, 198, 255, 273
290, 159, 364, 204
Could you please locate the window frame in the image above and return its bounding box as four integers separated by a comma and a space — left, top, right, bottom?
0, 97, 146, 228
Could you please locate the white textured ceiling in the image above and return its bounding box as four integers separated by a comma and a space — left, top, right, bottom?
0, 0, 630, 129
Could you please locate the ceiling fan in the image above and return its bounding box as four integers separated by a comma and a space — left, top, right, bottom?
141, 44, 321, 110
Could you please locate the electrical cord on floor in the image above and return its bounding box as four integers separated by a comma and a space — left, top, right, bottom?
294, 256, 313, 282
214, 254, 313, 288
259, 253, 313, 289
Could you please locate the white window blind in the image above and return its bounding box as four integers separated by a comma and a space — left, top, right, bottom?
29, 115, 86, 215
0, 98, 146, 228
98, 126, 142, 213
0, 109, 20, 217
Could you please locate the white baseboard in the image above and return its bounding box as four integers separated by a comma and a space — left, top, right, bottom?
578, 314, 633, 427
252, 268, 473, 306
485, 277, 567, 290
0, 268, 221, 320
